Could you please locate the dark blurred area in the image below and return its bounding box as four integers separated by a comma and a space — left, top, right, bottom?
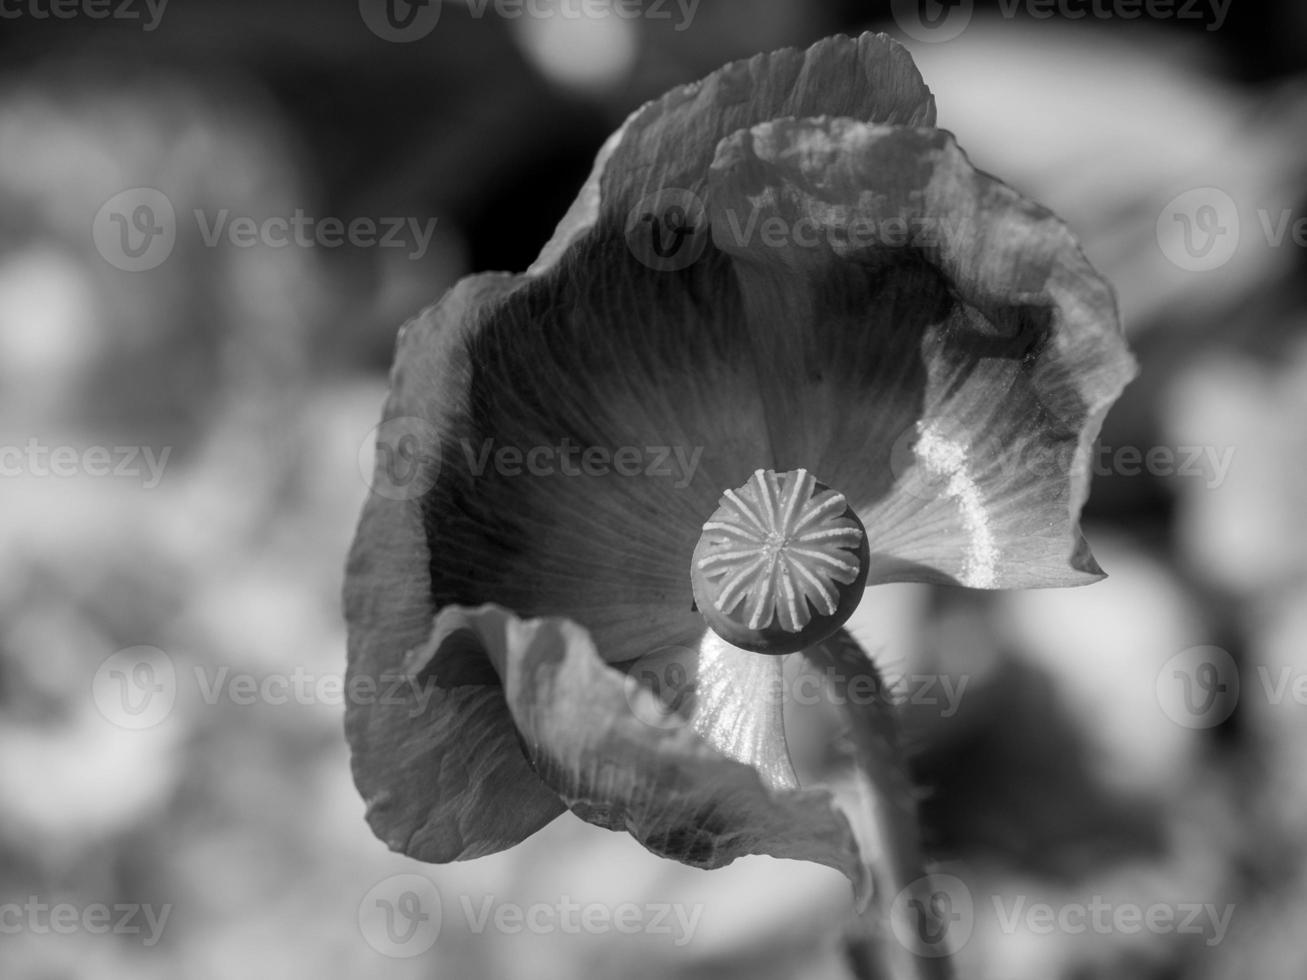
1, 1, 1305, 978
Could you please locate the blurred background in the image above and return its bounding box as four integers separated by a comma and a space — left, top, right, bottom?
1, 0, 1305, 977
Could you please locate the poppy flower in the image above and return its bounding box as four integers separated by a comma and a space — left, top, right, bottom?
344, 31, 1134, 909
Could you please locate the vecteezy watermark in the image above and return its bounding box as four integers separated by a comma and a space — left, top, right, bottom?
92, 188, 177, 273
469, 0, 697, 29
359, 875, 443, 958
1157, 187, 1307, 272
1090, 444, 1235, 488
0, 439, 171, 488
622, 645, 971, 731
358, 874, 702, 957
0, 0, 168, 30
891, 0, 1228, 43
991, 896, 1235, 946
92, 646, 436, 729
192, 210, 437, 259
625, 188, 709, 272
1156, 187, 1240, 272
92, 646, 177, 729
1156, 645, 1240, 730
459, 438, 703, 489
358, 417, 443, 502
714, 198, 975, 255
357, 419, 705, 500
624, 191, 981, 270
93, 188, 439, 272
1160, 652, 1307, 728
0, 898, 171, 946
889, 427, 1236, 504
890, 874, 975, 958
1254, 665, 1307, 708
360, 0, 698, 43
886, 876, 1234, 956
358, 0, 441, 42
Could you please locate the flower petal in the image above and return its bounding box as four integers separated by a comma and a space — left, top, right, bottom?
421, 241, 763, 662
429, 603, 872, 900
345, 273, 565, 860
618, 630, 798, 790
532, 31, 935, 268
706, 117, 1136, 587
354, 35, 939, 676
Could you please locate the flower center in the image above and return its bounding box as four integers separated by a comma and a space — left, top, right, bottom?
690, 469, 869, 654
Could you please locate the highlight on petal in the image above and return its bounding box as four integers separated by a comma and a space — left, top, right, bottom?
706, 117, 1137, 588
619, 630, 798, 791
428, 603, 874, 902
909, 424, 999, 589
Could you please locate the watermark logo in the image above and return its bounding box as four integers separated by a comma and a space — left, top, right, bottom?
891, 0, 973, 43
92, 646, 177, 730
93, 646, 438, 728
622, 647, 970, 731
625, 188, 708, 272
94, 190, 440, 270
992, 896, 1234, 946
0, 898, 171, 946
359, 874, 443, 958
1157, 187, 1240, 272
359, 0, 440, 41
1012, 0, 1229, 30
895, 0, 1230, 38
359, 417, 442, 502
1, 439, 171, 488
623, 645, 699, 730
93, 188, 176, 272
0, 0, 168, 31
192, 209, 438, 259
715, 197, 973, 254
361, 0, 698, 39
890, 873, 974, 957
358, 875, 702, 955
889, 425, 1237, 503
473, 0, 697, 30
359, 430, 706, 499
459, 894, 701, 945
1255, 665, 1307, 708
1158, 188, 1307, 271
1156, 645, 1240, 729
459, 437, 702, 489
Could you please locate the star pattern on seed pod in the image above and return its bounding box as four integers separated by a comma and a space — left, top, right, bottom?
697, 469, 864, 632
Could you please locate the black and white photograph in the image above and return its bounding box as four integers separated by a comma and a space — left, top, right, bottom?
2, 1, 1305, 977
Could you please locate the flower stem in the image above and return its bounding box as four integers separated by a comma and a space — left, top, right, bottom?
808, 632, 956, 980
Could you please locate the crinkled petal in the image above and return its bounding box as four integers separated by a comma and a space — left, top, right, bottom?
706, 117, 1136, 587
429, 603, 873, 901
532, 31, 935, 269
345, 274, 565, 860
